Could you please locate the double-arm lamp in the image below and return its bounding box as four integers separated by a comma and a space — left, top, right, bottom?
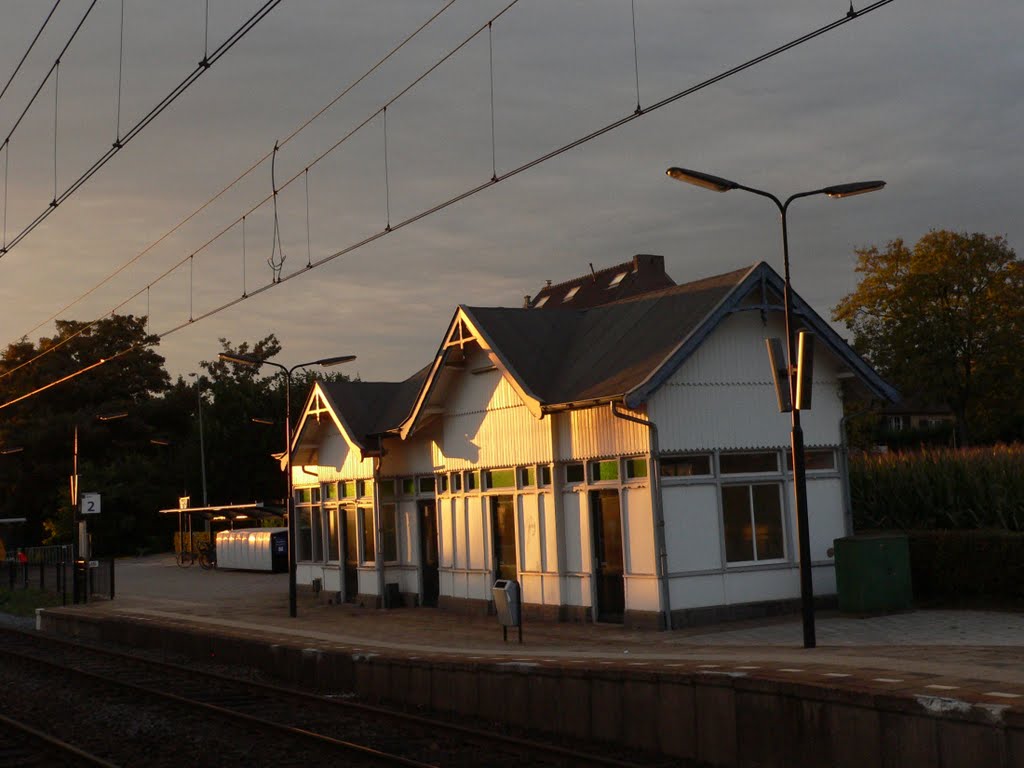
665, 167, 884, 648
217, 352, 356, 618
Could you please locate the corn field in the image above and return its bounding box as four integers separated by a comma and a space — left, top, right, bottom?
850, 444, 1024, 531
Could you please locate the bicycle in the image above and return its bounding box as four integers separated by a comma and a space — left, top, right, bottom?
175, 548, 198, 568
198, 541, 216, 571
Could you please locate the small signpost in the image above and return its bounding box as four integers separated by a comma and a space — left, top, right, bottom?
80, 493, 101, 515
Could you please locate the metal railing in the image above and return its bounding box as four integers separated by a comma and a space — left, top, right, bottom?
4, 556, 115, 603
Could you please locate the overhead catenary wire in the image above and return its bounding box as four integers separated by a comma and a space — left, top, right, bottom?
1, 0, 100, 156
0, 0, 285, 259
0, 0, 895, 414
9, 0, 460, 345
0, 0, 63, 108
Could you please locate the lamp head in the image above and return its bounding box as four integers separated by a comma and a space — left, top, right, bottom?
316, 355, 356, 367
666, 166, 738, 193
824, 180, 885, 198
218, 351, 262, 368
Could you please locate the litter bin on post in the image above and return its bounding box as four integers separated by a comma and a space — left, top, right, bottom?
492, 579, 522, 643
73, 558, 89, 604
834, 534, 913, 613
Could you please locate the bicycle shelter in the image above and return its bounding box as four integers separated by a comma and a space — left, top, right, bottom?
159, 503, 285, 562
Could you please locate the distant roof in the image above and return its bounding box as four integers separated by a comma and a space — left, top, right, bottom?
528, 254, 676, 309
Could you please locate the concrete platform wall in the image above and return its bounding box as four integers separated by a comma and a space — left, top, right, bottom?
40, 611, 1022, 768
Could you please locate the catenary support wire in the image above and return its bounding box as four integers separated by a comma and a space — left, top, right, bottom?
489, 22, 497, 181
631, 0, 641, 113
116, 0, 125, 144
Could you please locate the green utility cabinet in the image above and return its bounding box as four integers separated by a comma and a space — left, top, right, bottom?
833, 534, 913, 613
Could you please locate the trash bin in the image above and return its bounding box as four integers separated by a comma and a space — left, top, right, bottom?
491, 579, 521, 642
834, 534, 913, 613
73, 558, 90, 604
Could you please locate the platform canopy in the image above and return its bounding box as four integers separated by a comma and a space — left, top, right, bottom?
158, 503, 284, 523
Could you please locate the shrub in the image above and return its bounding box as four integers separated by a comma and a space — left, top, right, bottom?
850, 444, 1024, 531
907, 530, 1024, 602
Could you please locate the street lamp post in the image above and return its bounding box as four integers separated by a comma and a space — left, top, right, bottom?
666, 166, 884, 649
218, 352, 356, 618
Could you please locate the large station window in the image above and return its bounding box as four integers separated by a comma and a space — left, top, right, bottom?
381, 504, 398, 562
360, 507, 375, 562
722, 484, 785, 564
295, 487, 321, 562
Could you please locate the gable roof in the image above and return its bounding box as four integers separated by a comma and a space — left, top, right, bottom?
292, 368, 429, 460
401, 262, 898, 434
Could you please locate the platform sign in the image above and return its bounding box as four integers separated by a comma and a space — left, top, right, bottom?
179, 496, 190, 510
80, 493, 101, 515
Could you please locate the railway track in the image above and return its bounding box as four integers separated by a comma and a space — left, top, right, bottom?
0, 627, 673, 768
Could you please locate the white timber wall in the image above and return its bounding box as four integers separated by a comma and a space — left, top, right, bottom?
649, 310, 846, 613
648, 311, 844, 451
433, 351, 552, 470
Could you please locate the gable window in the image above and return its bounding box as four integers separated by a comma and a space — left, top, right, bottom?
324, 483, 338, 502
565, 463, 585, 483
722, 484, 785, 564
450, 472, 462, 492
418, 476, 436, 494
660, 454, 712, 477
590, 460, 619, 482
519, 466, 536, 488
720, 451, 779, 475
540, 465, 552, 486
437, 474, 448, 493
562, 285, 581, 302
341, 480, 357, 499
466, 471, 480, 491
357, 479, 373, 498
400, 477, 415, 496
379, 479, 396, 499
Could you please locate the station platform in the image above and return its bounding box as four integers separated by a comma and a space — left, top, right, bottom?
37, 555, 1024, 766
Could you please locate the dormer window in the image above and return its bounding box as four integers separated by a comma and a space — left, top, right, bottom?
534, 295, 549, 307
563, 285, 581, 302
608, 271, 629, 288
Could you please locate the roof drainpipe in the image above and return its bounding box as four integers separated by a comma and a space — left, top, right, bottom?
610, 402, 671, 631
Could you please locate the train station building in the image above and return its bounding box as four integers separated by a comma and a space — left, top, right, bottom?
288, 255, 896, 628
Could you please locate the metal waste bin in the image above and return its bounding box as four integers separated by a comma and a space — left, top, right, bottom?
492, 579, 522, 642
834, 534, 913, 613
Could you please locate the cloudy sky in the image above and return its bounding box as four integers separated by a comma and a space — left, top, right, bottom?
0, 0, 1020, 388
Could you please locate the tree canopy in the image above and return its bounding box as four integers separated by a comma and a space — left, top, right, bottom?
0, 321, 351, 555
833, 230, 1024, 445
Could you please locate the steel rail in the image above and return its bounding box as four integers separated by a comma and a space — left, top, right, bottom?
0, 711, 121, 767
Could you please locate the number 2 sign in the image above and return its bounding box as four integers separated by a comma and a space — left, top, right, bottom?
81, 493, 101, 515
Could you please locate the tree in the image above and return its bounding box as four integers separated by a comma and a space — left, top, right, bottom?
833, 230, 1024, 445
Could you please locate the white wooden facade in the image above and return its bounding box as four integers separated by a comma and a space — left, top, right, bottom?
287, 262, 892, 628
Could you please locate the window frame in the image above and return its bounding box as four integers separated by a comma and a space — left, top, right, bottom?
721, 482, 787, 566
